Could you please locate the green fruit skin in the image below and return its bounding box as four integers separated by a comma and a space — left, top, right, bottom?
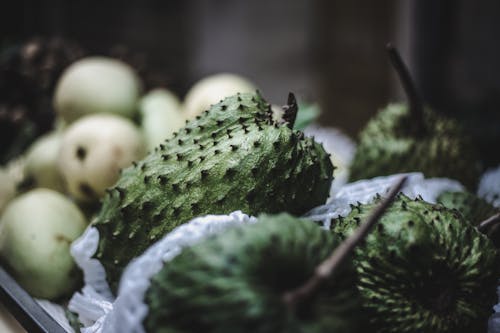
437, 190, 500, 247
349, 104, 481, 190
437, 191, 498, 225
93, 92, 334, 292
0, 189, 87, 299
144, 213, 365, 333
331, 194, 500, 333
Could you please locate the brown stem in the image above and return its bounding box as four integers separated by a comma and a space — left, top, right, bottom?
478, 212, 500, 233
282, 175, 408, 311
282, 92, 298, 129
386, 43, 425, 135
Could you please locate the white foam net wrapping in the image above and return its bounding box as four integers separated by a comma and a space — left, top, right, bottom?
69, 173, 470, 333
305, 172, 464, 229
478, 165, 500, 208
480, 165, 500, 332
69, 211, 256, 333
490, 288, 500, 333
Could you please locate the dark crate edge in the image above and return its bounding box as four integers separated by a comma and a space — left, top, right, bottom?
0, 266, 67, 333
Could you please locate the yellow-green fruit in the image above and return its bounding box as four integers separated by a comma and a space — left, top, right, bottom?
0, 168, 16, 214
58, 114, 146, 202
139, 88, 185, 151
0, 189, 87, 299
24, 131, 65, 193
183, 73, 255, 120
53, 57, 142, 123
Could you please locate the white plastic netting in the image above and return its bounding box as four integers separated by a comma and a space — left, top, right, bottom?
305, 172, 464, 229
71, 227, 114, 302
69, 211, 256, 333
478, 165, 500, 208
481, 164, 500, 332
68, 172, 468, 333
490, 290, 500, 333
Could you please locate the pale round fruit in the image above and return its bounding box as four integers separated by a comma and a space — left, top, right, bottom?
183, 73, 256, 120
0, 189, 87, 299
0, 168, 16, 214
139, 88, 186, 151
58, 114, 146, 201
53, 56, 142, 123
24, 131, 65, 192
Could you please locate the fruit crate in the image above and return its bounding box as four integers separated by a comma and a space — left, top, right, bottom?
0, 266, 69, 333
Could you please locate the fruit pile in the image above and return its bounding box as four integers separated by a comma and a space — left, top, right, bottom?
0, 38, 259, 301
0, 38, 499, 333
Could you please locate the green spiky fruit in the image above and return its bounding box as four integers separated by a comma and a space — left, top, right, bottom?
331, 194, 499, 333
93, 92, 334, 291
144, 213, 364, 333
437, 191, 498, 225
437, 190, 499, 247
349, 103, 480, 190
350, 46, 480, 190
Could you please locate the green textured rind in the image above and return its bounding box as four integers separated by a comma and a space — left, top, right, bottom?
349, 104, 480, 190
93, 92, 334, 291
144, 213, 364, 333
437, 190, 500, 247
331, 194, 500, 333
437, 191, 498, 225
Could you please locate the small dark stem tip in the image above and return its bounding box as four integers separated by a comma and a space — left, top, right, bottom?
282, 92, 298, 129
282, 175, 408, 312
478, 212, 500, 233
386, 43, 425, 135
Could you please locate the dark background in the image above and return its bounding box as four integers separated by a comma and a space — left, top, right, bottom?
2, 0, 500, 166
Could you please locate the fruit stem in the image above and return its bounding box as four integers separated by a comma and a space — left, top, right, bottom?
478, 213, 500, 233
282, 175, 408, 311
386, 43, 425, 135
281, 92, 298, 129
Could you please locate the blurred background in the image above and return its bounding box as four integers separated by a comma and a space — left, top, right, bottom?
1, 0, 500, 166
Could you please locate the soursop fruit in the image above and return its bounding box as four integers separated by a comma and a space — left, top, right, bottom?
144, 213, 365, 333
93, 92, 334, 291
437, 190, 499, 247
330, 194, 500, 333
349, 46, 480, 190
349, 104, 479, 190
